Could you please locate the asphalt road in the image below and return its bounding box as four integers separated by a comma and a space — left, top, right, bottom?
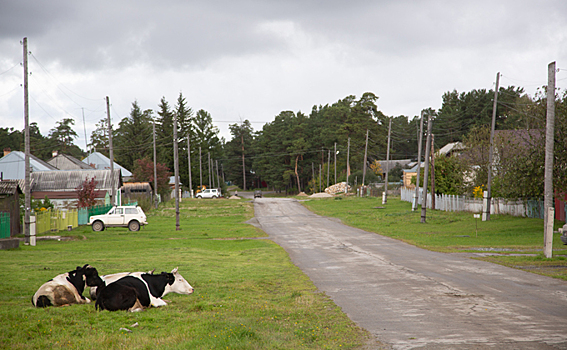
252, 198, 567, 350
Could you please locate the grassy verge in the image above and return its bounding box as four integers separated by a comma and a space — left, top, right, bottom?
0, 199, 369, 349
302, 196, 567, 280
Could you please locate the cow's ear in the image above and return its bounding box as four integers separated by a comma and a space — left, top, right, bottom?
171, 267, 178, 274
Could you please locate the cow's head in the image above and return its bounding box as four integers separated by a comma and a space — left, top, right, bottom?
82, 265, 104, 287
163, 267, 194, 296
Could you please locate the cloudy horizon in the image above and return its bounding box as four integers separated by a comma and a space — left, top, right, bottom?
1, 0, 566, 151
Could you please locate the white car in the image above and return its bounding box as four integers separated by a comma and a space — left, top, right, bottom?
88, 206, 148, 232
196, 188, 220, 199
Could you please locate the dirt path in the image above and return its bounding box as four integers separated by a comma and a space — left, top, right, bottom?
253, 198, 567, 350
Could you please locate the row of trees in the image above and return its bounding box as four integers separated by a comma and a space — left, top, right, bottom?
2, 85, 565, 201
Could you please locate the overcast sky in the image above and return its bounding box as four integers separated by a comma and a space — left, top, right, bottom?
1, 0, 566, 151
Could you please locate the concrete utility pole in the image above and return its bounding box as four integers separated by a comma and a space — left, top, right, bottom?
153, 121, 158, 208
430, 134, 436, 210
421, 114, 433, 223
485, 72, 500, 221
334, 142, 337, 184
413, 110, 425, 211
199, 146, 202, 188
82, 108, 88, 152
362, 129, 369, 186
106, 96, 115, 206
187, 136, 192, 198
173, 113, 180, 231
23, 37, 30, 245
544, 61, 556, 258
384, 118, 392, 203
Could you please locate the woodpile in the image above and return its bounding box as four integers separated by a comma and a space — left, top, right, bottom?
325, 182, 350, 195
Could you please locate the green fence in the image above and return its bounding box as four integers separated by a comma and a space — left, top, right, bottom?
88, 204, 113, 218
0, 212, 10, 239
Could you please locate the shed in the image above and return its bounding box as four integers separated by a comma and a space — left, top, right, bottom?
121, 182, 153, 203
0, 180, 22, 236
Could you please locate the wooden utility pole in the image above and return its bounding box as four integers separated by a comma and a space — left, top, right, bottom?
106, 96, 115, 206
334, 142, 337, 184
173, 113, 180, 230
241, 133, 246, 191
384, 118, 392, 203
544, 61, 556, 258
312, 162, 315, 192
23, 37, 30, 245
216, 160, 220, 190
327, 150, 330, 189
187, 136, 192, 197
319, 164, 322, 193
430, 133, 436, 210
199, 146, 202, 188
153, 121, 158, 208
421, 114, 433, 223
413, 110, 425, 211
208, 152, 212, 189
362, 129, 369, 185
485, 72, 500, 221
347, 137, 351, 180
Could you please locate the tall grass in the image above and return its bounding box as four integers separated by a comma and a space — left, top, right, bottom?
0, 199, 369, 349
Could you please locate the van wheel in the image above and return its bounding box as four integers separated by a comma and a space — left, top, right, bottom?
128, 220, 140, 232
92, 221, 104, 232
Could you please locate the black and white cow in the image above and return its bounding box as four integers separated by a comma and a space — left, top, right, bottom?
96, 271, 181, 312
32, 264, 103, 307
89, 267, 193, 307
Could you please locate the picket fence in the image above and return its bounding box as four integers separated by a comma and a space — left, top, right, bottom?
400, 187, 545, 219
35, 204, 114, 234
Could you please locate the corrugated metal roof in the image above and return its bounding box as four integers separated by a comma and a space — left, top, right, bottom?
82, 152, 132, 177
0, 180, 20, 195
31, 169, 122, 192
48, 154, 93, 170
0, 151, 58, 180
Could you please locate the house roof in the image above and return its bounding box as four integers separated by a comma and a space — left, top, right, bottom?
0, 151, 58, 180
0, 180, 21, 195
82, 152, 132, 177
30, 169, 122, 192
48, 154, 93, 170
378, 159, 413, 171
438, 142, 464, 156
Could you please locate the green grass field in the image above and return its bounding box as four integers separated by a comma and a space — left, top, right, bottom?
0, 199, 369, 349
302, 196, 567, 280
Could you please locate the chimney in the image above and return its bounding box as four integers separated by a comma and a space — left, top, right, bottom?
3, 148, 11, 157
52, 150, 58, 158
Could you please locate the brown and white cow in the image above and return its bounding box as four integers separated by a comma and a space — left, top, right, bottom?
32, 265, 103, 307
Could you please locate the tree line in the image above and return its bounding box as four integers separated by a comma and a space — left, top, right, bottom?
2, 85, 565, 200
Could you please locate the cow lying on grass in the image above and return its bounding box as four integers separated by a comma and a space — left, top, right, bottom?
90, 267, 193, 307
32, 264, 103, 307
96, 270, 192, 312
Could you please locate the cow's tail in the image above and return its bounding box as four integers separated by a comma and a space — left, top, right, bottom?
34, 295, 52, 308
